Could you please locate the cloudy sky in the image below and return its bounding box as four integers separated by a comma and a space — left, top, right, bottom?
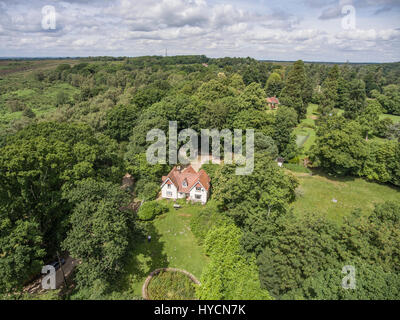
0, 0, 399, 62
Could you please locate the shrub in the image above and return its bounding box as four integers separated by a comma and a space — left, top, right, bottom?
137, 201, 167, 221
288, 156, 301, 164
22, 108, 36, 118
190, 201, 231, 245
137, 181, 159, 201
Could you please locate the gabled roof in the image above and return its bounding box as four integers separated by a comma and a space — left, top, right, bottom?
161, 165, 210, 192
267, 97, 280, 104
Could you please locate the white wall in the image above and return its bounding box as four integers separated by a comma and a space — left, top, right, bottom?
189, 186, 207, 204
161, 183, 177, 200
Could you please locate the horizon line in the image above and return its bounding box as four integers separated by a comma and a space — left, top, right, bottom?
0, 55, 398, 65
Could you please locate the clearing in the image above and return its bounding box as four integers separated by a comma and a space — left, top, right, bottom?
120, 201, 207, 298
290, 170, 400, 223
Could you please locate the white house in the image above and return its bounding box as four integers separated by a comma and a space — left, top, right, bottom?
160, 165, 211, 204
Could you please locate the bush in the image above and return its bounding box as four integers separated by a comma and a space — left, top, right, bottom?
190, 201, 231, 245
137, 181, 159, 201
288, 156, 301, 164
22, 108, 36, 118
137, 201, 167, 221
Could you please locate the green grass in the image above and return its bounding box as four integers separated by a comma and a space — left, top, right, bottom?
294, 104, 318, 154
120, 201, 208, 298
380, 113, 400, 124
290, 171, 400, 223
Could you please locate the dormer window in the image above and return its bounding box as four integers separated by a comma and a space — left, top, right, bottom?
182, 179, 188, 187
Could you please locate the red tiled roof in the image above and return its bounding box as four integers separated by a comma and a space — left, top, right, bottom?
161, 165, 210, 192
267, 97, 280, 104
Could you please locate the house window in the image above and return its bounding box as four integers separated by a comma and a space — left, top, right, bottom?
195, 194, 202, 200
196, 186, 201, 191
182, 180, 187, 187
167, 191, 172, 197
167, 184, 171, 189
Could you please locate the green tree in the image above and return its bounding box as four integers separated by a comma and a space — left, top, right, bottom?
105, 104, 139, 142
280, 60, 308, 121
273, 106, 298, 156
265, 72, 283, 97
310, 116, 368, 175
357, 99, 382, 140
376, 85, 400, 115
212, 154, 298, 254
318, 65, 339, 116
0, 218, 45, 293
239, 82, 267, 111
62, 179, 133, 290
336, 76, 350, 110
0, 122, 123, 258
289, 262, 400, 300
344, 79, 366, 119
257, 211, 345, 297
197, 225, 272, 300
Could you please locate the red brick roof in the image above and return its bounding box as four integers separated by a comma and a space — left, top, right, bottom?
267, 97, 280, 104
161, 165, 210, 193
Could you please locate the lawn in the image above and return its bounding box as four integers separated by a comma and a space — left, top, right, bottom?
290, 171, 400, 223
119, 200, 208, 298
380, 113, 400, 124
294, 104, 318, 154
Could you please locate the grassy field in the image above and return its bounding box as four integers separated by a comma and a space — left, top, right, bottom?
294, 104, 318, 154
380, 113, 400, 123
290, 171, 400, 223
119, 200, 208, 298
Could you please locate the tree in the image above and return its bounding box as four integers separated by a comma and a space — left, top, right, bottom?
105, 104, 139, 142
254, 132, 278, 159
62, 179, 133, 289
288, 262, 400, 300
273, 106, 298, 156
239, 82, 267, 111
310, 116, 368, 176
344, 79, 366, 119
336, 76, 350, 110
357, 99, 382, 140
197, 225, 272, 300
280, 60, 308, 121
265, 72, 283, 97
257, 211, 345, 297
0, 122, 123, 260
0, 218, 45, 293
318, 65, 339, 116
22, 107, 36, 118
364, 70, 380, 97
212, 154, 298, 254
386, 123, 400, 142
56, 91, 69, 106
376, 84, 400, 115
137, 201, 167, 221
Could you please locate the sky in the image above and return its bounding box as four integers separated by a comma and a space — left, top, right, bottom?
0, 0, 399, 62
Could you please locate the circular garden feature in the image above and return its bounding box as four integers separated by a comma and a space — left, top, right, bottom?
142, 268, 200, 300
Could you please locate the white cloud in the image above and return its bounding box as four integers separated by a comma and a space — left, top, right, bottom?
0, 0, 398, 62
